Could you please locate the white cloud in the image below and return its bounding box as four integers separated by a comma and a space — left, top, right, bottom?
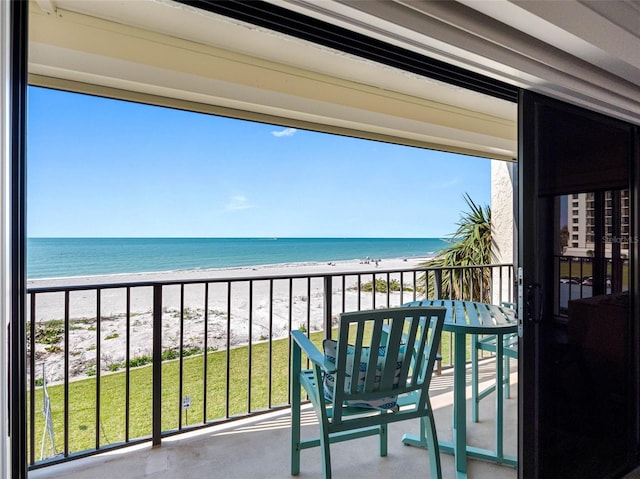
436, 177, 460, 189
271, 127, 297, 137
226, 195, 252, 211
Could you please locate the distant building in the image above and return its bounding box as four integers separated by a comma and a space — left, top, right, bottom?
563, 190, 630, 258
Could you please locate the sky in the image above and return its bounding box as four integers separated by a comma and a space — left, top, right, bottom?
27, 86, 492, 238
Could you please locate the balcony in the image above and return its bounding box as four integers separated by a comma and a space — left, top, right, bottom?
30, 359, 518, 479
26, 264, 516, 477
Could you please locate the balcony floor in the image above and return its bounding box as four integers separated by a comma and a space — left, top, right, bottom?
31, 360, 518, 479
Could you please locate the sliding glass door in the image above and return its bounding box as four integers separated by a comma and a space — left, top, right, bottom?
519, 91, 639, 478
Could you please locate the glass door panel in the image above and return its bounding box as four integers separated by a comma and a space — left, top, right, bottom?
547, 189, 630, 478
519, 91, 638, 479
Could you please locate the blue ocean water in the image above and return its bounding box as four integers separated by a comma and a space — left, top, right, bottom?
27, 237, 448, 280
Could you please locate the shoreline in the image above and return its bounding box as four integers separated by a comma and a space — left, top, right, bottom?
27, 256, 431, 288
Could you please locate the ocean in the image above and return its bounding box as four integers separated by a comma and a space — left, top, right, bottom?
27, 237, 448, 280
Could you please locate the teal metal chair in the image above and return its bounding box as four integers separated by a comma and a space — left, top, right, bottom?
290, 307, 446, 479
471, 302, 518, 422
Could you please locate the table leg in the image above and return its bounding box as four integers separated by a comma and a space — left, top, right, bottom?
496, 333, 504, 461
453, 331, 467, 477
401, 331, 468, 478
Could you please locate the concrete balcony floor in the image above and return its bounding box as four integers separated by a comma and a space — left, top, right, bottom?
31, 360, 518, 479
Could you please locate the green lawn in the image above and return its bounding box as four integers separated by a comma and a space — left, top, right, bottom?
29, 327, 460, 460
559, 260, 629, 288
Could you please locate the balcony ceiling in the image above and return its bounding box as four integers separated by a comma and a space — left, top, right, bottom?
278, 0, 640, 123
28, 1, 640, 161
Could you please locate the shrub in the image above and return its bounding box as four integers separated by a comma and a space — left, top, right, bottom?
33, 320, 64, 345
128, 355, 152, 368
361, 278, 402, 293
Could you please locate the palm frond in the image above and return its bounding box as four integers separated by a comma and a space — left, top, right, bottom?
420, 193, 494, 302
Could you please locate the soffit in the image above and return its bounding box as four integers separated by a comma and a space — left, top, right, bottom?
276, 0, 640, 125
27, 0, 517, 161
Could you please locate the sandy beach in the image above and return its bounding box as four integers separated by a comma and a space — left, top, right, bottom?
27, 256, 425, 288
28, 257, 429, 382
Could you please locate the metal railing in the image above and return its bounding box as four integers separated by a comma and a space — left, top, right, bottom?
26, 263, 513, 469
555, 255, 629, 314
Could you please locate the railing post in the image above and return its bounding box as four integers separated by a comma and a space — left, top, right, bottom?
433, 269, 442, 375
323, 275, 332, 340
152, 284, 162, 447
433, 269, 442, 299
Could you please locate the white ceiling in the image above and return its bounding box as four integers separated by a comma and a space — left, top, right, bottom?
27, 0, 640, 162
275, 0, 640, 125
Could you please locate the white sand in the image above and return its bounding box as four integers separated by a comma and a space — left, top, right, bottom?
27, 257, 429, 382
27, 257, 426, 288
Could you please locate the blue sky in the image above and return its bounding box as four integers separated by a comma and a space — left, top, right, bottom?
27, 86, 491, 238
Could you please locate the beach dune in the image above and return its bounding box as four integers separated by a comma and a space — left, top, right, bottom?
27, 257, 427, 382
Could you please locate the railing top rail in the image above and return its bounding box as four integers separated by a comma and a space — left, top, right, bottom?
26, 263, 514, 294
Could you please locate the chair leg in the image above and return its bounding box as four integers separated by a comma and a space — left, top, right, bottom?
319, 422, 332, 479
379, 424, 388, 457
471, 334, 480, 422
291, 346, 302, 476
291, 396, 301, 475
422, 408, 442, 479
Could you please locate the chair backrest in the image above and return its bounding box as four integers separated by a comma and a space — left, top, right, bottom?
328, 307, 445, 424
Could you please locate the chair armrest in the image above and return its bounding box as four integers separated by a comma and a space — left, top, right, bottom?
291, 330, 336, 373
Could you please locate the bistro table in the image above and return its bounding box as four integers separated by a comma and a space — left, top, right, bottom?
401, 299, 518, 478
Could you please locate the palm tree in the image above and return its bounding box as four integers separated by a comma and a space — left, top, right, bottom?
421, 193, 494, 301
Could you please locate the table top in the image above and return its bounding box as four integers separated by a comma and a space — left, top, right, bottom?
403, 299, 517, 334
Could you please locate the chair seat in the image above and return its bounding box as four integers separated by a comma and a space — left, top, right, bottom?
300, 369, 390, 420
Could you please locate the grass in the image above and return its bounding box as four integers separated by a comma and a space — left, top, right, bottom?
29, 331, 321, 458
28, 325, 464, 461
559, 260, 629, 288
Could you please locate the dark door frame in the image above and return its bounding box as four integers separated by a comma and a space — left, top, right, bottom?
11, 3, 640, 477
517, 89, 541, 478
518, 90, 640, 478
9, 1, 29, 478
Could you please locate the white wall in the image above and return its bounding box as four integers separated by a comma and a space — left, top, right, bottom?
491, 159, 516, 304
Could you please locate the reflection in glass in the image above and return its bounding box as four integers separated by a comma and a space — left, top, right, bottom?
556, 190, 629, 314
549, 189, 630, 477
